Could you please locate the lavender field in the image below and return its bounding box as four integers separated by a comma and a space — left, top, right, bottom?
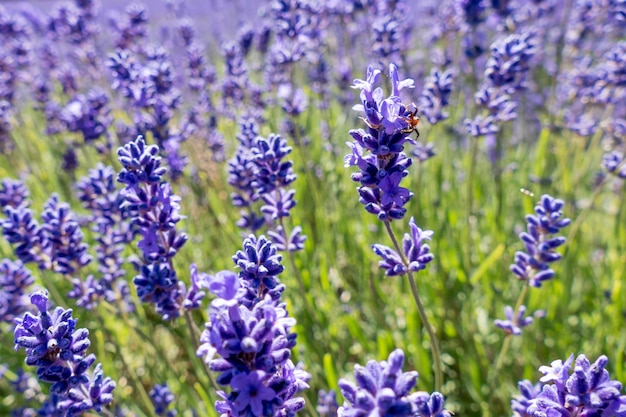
0, 0, 625, 416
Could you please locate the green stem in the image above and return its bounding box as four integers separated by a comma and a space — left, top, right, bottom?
384, 221, 443, 392
278, 217, 316, 320
465, 137, 480, 271
183, 309, 220, 392
494, 284, 529, 371
93, 312, 153, 413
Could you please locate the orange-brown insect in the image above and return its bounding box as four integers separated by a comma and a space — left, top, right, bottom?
400, 103, 420, 138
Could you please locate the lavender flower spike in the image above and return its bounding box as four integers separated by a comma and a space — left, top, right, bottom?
493, 305, 543, 335
372, 217, 434, 276
510, 194, 571, 287
347, 64, 418, 220
338, 349, 451, 417
117, 135, 188, 320
13, 291, 115, 416
514, 354, 626, 416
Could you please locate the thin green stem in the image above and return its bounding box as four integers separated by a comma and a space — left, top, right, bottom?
184, 309, 220, 392
494, 284, 529, 371
465, 137, 480, 271
93, 312, 153, 413
383, 220, 443, 392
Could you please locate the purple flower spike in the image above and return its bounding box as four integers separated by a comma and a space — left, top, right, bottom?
510, 194, 570, 287
494, 305, 538, 335
373, 218, 434, 277
515, 354, 626, 417
0, 259, 34, 325
0, 178, 29, 209
338, 349, 450, 417
13, 291, 115, 415
347, 64, 419, 221
197, 233, 308, 417
117, 135, 188, 320
150, 383, 177, 417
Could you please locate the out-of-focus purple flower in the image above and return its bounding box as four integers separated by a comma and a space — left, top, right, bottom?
466, 30, 538, 138
228, 120, 303, 241
419, 68, 454, 125
110, 3, 149, 51
317, 390, 339, 417
338, 349, 451, 417
60, 89, 112, 144
372, 217, 434, 276
494, 305, 542, 335
2, 202, 41, 265
514, 354, 626, 417
39, 194, 91, 275
74, 163, 135, 309
13, 291, 115, 415
0, 178, 29, 209
510, 194, 570, 287
183, 264, 206, 310
150, 383, 177, 417
268, 225, 307, 252
279, 85, 308, 117
47, 2, 96, 45
603, 150, 626, 179
0, 259, 34, 326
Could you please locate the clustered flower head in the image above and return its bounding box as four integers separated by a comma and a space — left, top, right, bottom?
197, 234, 309, 417
419, 68, 454, 125
13, 291, 115, 416
513, 354, 626, 416
0, 258, 34, 326
1, 187, 91, 276
117, 135, 200, 320
345, 63, 418, 221
495, 194, 570, 336
466, 30, 538, 138
372, 217, 434, 277
227, 119, 306, 252
150, 383, 177, 417
338, 349, 451, 417
510, 194, 571, 288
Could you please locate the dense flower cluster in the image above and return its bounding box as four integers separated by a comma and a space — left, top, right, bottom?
372, 217, 434, 277
495, 194, 570, 335
338, 349, 451, 417
197, 234, 309, 417
466, 30, 537, 143
0, 259, 34, 327
13, 291, 115, 415
150, 383, 177, 417
419, 68, 454, 126
512, 354, 626, 416
510, 194, 570, 287
116, 135, 195, 320
227, 119, 306, 252
2, 189, 91, 276
345, 63, 418, 221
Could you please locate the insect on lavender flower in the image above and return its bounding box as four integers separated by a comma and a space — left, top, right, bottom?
346, 63, 419, 221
